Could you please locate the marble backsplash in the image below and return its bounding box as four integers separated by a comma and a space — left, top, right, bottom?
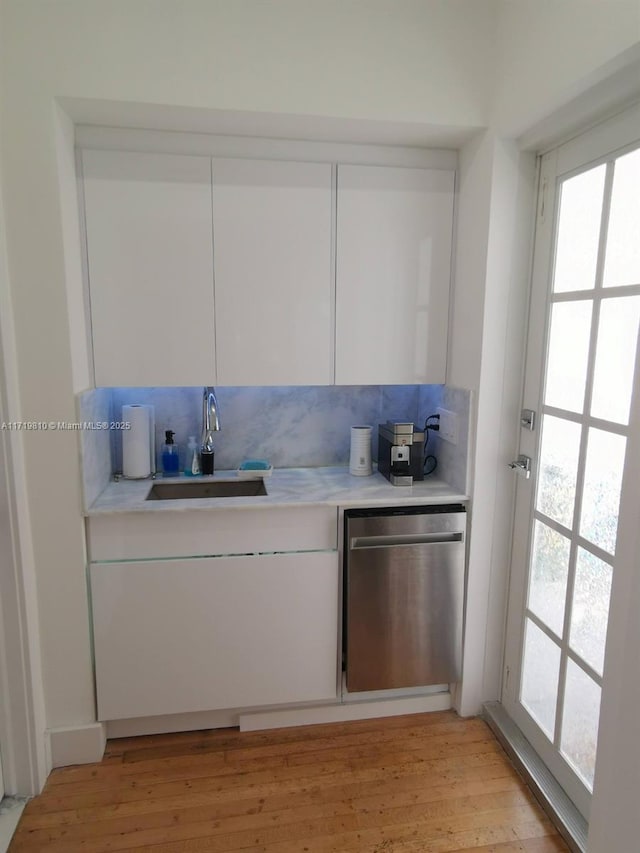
419, 384, 471, 495
78, 384, 471, 506
77, 387, 112, 508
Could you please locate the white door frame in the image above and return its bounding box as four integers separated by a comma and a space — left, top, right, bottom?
503, 102, 640, 821
0, 181, 48, 797
0, 403, 46, 797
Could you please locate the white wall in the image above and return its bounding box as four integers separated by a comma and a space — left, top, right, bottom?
0, 0, 638, 777
449, 132, 536, 715
449, 0, 640, 721
0, 0, 499, 769
0, 95, 48, 792
2, 0, 498, 128
492, 0, 640, 136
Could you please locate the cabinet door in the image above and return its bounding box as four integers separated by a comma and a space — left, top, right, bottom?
212, 158, 333, 385
335, 165, 454, 384
90, 551, 339, 720
82, 150, 216, 386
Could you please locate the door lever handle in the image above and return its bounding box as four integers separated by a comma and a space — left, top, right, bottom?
509, 455, 531, 479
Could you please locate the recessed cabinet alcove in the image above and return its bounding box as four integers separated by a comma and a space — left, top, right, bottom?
80, 144, 455, 387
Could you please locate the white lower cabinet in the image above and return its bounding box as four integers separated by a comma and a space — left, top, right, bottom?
90, 550, 339, 721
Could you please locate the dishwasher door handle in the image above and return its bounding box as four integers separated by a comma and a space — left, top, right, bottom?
350, 531, 464, 550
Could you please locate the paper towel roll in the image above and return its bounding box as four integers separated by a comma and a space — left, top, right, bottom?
122, 405, 155, 479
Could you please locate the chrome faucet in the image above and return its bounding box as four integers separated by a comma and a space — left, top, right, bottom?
201, 386, 221, 453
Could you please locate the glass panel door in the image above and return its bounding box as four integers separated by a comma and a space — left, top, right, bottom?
504, 137, 640, 819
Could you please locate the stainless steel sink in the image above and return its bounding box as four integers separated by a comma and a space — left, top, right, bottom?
146, 479, 268, 500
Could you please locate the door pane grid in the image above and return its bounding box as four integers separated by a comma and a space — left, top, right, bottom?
532, 510, 617, 568
521, 149, 639, 793
553, 535, 577, 748
525, 605, 562, 645
603, 146, 640, 288
507, 121, 640, 818
551, 163, 606, 293
550, 195, 606, 744
543, 159, 610, 757
549, 282, 640, 303
531, 510, 572, 542
593, 161, 615, 292
542, 405, 630, 435
591, 297, 640, 423
561, 660, 602, 787
526, 520, 569, 636
569, 549, 612, 676
523, 610, 604, 687
566, 645, 603, 688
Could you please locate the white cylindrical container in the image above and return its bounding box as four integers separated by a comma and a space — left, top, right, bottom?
122, 404, 155, 478
349, 425, 373, 476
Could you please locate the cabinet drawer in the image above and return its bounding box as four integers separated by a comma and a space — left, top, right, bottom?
88, 505, 338, 561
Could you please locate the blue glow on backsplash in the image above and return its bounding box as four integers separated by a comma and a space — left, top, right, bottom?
109, 384, 443, 471
78, 384, 470, 508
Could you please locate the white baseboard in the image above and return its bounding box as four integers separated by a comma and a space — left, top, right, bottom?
103, 693, 452, 739
240, 692, 452, 732
106, 709, 238, 739
47, 722, 106, 768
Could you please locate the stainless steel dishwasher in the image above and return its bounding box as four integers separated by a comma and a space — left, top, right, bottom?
344, 504, 466, 693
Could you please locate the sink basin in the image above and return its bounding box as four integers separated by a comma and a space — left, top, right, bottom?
146, 479, 268, 501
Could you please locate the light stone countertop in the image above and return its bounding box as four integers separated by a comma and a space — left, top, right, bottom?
86, 466, 468, 515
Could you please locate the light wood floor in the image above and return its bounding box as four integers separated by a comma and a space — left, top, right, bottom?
9, 711, 568, 852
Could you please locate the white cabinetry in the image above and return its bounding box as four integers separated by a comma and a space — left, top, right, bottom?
88, 506, 339, 721
82, 150, 216, 386
335, 164, 455, 385
91, 551, 339, 720
88, 505, 337, 561
212, 158, 333, 385
81, 150, 456, 388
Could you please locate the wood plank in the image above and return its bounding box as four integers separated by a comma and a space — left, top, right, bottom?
21, 755, 519, 830
449, 835, 569, 853
21, 749, 511, 816
255, 817, 559, 853
39, 732, 503, 799
119, 716, 489, 765
12, 774, 534, 845
522, 838, 571, 852
10, 801, 551, 852
50, 714, 490, 782
9, 713, 568, 853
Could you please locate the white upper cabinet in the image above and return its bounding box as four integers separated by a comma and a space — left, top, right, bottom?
82, 148, 456, 389
335, 164, 455, 385
212, 158, 333, 385
82, 150, 216, 387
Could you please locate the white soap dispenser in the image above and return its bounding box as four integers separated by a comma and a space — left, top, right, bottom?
184, 435, 201, 477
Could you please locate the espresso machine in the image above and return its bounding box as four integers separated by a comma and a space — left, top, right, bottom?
377, 422, 425, 486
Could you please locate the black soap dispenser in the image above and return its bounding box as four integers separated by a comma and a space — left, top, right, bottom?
161, 430, 180, 477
